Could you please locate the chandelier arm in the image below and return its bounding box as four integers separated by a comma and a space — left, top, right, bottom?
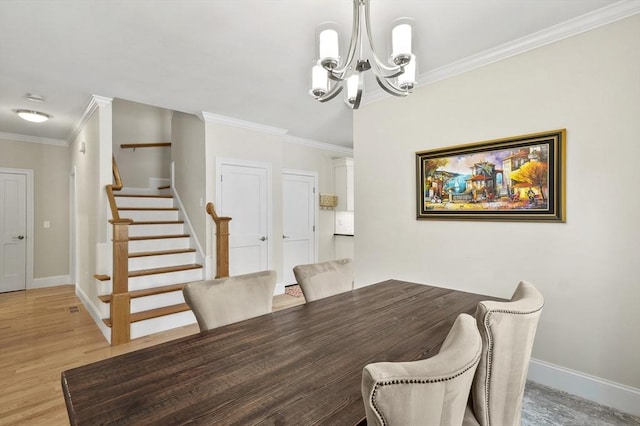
369, 58, 405, 79
329, 0, 362, 79
318, 82, 344, 103
375, 76, 409, 97
363, 0, 404, 74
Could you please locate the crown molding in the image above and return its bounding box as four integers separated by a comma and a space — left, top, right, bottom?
67, 94, 113, 143
364, 0, 640, 105
284, 135, 353, 155
199, 111, 288, 136
0, 132, 68, 147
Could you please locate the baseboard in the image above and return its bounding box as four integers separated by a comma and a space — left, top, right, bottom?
75, 285, 111, 344
30, 275, 71, 289
528, 358, 640, 416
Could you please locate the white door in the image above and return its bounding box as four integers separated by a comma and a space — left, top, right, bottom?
0, 172, 27, 292
218, 161, 270, 277
282, 172, 316, 286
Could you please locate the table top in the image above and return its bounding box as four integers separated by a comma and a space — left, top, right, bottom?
61, 279, 495, 425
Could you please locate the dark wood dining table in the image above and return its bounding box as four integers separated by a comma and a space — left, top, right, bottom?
61, 279, 497, 425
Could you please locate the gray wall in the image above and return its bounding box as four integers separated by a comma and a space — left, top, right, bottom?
0, 137, 70, 280
354, 16, 639, 389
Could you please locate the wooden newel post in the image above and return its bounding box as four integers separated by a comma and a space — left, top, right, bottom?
109, 218, 133, 345
206, 203, 232, 279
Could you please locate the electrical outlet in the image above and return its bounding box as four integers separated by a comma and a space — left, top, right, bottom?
43, 221, 50, 228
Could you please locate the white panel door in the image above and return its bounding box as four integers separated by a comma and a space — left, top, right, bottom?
219, 162, 269, 277
0, 173, 27, 292
282, 172, 316, 285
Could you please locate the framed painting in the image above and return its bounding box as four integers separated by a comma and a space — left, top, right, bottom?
416, 129, 566, 222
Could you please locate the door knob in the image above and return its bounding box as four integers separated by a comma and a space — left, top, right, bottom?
283, 235, 290, 239
15, 235, 25, 240
260, 236, 267, 241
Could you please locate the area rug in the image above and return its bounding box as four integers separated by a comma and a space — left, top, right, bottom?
284, 285, 304, 298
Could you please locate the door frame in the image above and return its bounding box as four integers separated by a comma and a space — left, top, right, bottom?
282, 168, 319, 267
215, 157, 273, 272
0, 167, 34, 290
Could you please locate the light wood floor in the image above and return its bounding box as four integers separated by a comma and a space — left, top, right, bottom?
0, 285, 304, 425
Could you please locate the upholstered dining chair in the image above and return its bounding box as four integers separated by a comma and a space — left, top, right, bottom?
463, 280, 544, 426
182, 270, 276, 332
292, 258, 353, 302
362, 313, 483, 426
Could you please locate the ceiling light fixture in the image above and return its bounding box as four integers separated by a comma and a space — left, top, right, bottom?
309, 0, 416, 109
15, 109, 51, 123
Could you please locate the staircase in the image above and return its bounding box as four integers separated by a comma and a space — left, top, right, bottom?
97, 189, 202, 340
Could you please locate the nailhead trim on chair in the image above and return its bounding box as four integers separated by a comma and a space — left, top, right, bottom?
481, 305, 544, 426
369, 354, 481, 426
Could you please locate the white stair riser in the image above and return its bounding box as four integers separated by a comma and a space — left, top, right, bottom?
129, 237, 191, 252
130, 310, 196, 340
129, 252, 196, 271
128, 268, 203, 291
115, 197, 174, 208
129, 224, 184, 237
119, 210, 179, 221
130, 291, 186, 313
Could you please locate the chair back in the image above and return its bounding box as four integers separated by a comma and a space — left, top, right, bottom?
183, 270, 276, 332
362, 313, 482, 426
471, 281, 544, 426
293, 258, 353, 302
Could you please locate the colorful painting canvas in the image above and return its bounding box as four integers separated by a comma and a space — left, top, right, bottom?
416, 130, 566, 222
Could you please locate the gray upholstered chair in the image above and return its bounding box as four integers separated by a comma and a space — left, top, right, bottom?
361, 313, 483, 426
463, 281, 544, 426
182, 270, 276, 332
292, 258, 353, 302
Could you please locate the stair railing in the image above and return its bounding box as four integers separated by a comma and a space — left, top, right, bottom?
206, 202, 231, 278
106, 156, 132, 345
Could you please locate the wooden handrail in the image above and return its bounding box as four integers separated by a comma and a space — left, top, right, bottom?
107, 156, 124, 221
206, 203, 232, 279
112, 156, 123, 190
120, 143, 171, 149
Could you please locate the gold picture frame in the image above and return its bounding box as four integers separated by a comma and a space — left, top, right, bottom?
416, 129, 566, 222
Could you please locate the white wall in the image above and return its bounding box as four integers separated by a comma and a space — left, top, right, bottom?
171, 111, 207, 251
204, 117, 352, 283
69, 111, 102, 304
113, 99, 172, 188
0, 138, 69, 281
354, 14, 639, 397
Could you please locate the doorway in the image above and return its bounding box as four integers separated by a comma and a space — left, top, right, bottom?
0, 168, 33, 292
282, 170, 317, 286
215, 158, 271, 277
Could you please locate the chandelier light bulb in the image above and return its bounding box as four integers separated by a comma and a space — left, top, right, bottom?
319, 29, 339, 69
310, 65, 329, 98
345, 75, 359, 105
391, 23, 412, 66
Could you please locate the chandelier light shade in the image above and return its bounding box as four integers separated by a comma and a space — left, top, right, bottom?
16, 109, 51, 123
309, 0, 417, 109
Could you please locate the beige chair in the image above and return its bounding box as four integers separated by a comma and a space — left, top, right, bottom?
463, 281, 544, 426
361, 313, 483, 426
292, 258, 353, 302
182, 270, 276, 332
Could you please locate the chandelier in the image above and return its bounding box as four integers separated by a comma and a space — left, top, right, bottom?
309, 0, 416, 109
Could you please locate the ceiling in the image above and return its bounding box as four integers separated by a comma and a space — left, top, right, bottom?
0, 0, 627, 148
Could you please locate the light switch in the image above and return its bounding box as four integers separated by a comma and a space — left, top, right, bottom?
43, 221, 50, 228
